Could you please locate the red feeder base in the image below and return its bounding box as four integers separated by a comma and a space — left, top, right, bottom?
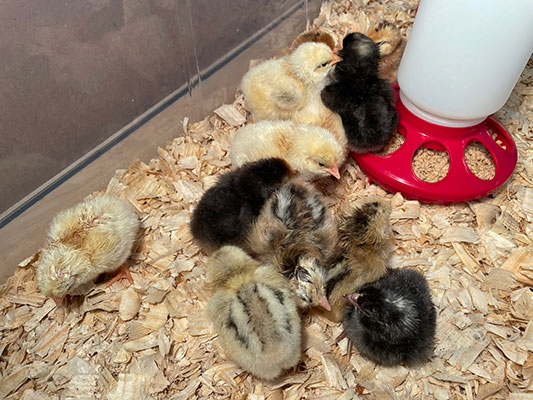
351, 87, 517, 204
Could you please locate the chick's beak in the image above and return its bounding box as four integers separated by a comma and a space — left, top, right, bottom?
318, 293, 331, 311
344, 293, 361, 306
328, 160, 340, 179
331, 53, 342, 65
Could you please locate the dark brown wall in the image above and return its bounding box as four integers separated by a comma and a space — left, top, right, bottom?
0, 0, 301, 212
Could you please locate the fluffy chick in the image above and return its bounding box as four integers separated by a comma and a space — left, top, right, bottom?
343, 267, 437, 367
241, 42, 341, 121
190, 158, 293, 253
207, 246, 301, 381
230, 120, 344, 180
321, 32, 399, 153
322, 196, 393, 322
37, 195, 139, 304
247, 179, 337, 310
290, 30, 336, 52
367, 24, 406, 83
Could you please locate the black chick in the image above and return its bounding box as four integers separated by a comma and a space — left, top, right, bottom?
321, 32, 399, 153
342, 267, 436, 367
190, 158, 293, 253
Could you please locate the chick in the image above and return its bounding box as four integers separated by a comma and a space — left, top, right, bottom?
247, 179, 337, 310
322, 196, 393, 322
321, 32, 399, 153
207, 246, 301, 381
367, 24, 406, 83
289, 30, 336, 52
241, 41, 341, 121
230, 120, 344, 180
37, 195, 139, 305
342, 267, 437, 367
190, 158, 293, 253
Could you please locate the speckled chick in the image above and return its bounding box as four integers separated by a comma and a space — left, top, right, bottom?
241, 42, 341, 121
343, 267, 437, 367
321, 32, 399, 153
37, 195, 139, 304
230, 120, 344, 180
322, 195, 393, 322
247, 179, 337, 310
207, 246, 301, 381
190, 158, 293, 253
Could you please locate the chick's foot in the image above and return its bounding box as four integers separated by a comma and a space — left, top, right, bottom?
335, 330, 353, 356
106, 262, 134, 288
52, 294, 71, 307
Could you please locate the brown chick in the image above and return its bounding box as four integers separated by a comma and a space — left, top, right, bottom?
207, 246, 301, 381
240, 42, 341, 121
367, 24, 406, 83
246, 179, 337, 310
37, 195, 139, 305
289, 30, 336, 52
321, 196, 393, 322
230, 120, 345, 180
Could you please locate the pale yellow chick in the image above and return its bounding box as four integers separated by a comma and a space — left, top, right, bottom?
37, 195, 139, 305
207, 246, 301, 381
240, 42, 341, 121
289, 43, 347, 150
230, 120, 344, 180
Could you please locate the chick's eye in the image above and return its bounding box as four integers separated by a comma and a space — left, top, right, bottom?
320, 62, 328, 68
318, 162, 325, 167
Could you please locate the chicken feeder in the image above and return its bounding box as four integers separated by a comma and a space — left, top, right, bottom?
352, 0, 533, 204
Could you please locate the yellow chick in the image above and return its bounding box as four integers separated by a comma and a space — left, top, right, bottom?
207, 246, 301, 381
240, 42, 341, 121
37, 195, 139, 305
288, 45, 347, 151
367, 24, 406, 83
322, 196, 393, 322
246, 179, 337, 310
230, 120, 344, 180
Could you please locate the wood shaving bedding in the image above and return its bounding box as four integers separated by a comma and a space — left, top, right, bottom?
1, 1, 532, 399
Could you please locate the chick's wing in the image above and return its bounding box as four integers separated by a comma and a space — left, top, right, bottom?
270, 77, 306, 111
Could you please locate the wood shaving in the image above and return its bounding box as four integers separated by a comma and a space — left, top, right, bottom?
465, 141, 496, 181
412, 146, 450, 183
1, 0, 532, 399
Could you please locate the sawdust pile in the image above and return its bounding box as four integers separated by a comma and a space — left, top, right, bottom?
1, 1, 532, 399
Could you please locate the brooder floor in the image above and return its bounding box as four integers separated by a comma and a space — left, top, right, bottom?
1, 1, 532, 399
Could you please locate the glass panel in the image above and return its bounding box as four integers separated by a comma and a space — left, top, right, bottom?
0, 0, 317, 218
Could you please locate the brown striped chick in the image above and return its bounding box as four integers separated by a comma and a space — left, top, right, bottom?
37, 195, 139, 306
321, 196, 393, 322
367, 24, 406, 83
207, 246, 301, 381
230, 120, 344, 180
247, 179, 336, 311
